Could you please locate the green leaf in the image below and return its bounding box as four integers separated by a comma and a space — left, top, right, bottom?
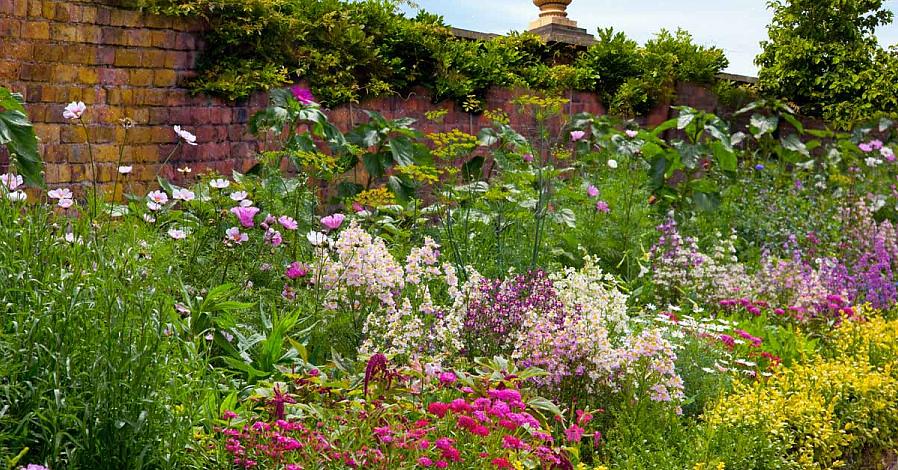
781, 134, 809, 157
749, 114, 778, 138
527, 396, 562, 417
711, 141, 737, 172
0, 108, 43, 186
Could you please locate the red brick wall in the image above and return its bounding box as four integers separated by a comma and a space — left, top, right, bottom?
0, 0, 722, 195
0, 0, 264, 195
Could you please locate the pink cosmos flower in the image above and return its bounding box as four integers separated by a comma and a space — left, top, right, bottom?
63, 101, 86, 120
147, 190, 168, 205
595, 200, 610, 213
859, 142, 873, 153
870, 139, 883, 150
522, 153, 534, 163
570, 130, 586, 142
167, 228, 187, 240
320, 213, 345, 231
225, 226, 248, 245
230, 191, 248, 202
586, 184, 599, 198
881, 146, 896, 161
58, 198, 74, 208
23, 465, 49, 470
173, 125, 197, 145
48, 188, 73, 200
172, 188, 195, 201
230, 206, 260, 228
278, 215, 298, 230
626, 129, 638, 138
285, 261, 308, 279
1, 173, 23, 191
290, 86, 316, 105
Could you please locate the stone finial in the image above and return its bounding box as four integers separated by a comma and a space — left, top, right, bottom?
529, 0, 578, 30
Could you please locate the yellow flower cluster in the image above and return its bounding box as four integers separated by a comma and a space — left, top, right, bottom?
483, 108, 510, 126
354, 187, 395, 208
394, 164, 440, 185
428, 129, 478, 161
705, 313, 898, 469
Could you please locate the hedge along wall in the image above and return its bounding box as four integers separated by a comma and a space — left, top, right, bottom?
0, 0, 722, 194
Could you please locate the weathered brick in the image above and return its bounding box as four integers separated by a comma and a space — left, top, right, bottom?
22, 21, 49, 39
141, 49, 166, 68
1, 41, 31, 60
109, 8, 141, 28
99, 68, 128, 86
127, 69, 153, 87
96, 46, 115, 65
0, 60, 19, 81
113, 49, 142, 68
153, 69, 177, 87
173, 32, 196, 51
32, 43, 64, 62
100, 26, 127, 45
77, 67, 99, 85
125, 29, 151, 47
150, 30, 176, 49
0, 18, 21, 37
19, 63, 53, 81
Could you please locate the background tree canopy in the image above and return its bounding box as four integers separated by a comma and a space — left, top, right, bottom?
756, 0, 898, 126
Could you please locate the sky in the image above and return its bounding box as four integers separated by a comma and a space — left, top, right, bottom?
402, 0, 898, 76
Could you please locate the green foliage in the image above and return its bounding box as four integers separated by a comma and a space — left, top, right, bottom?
137, 1, 727, 114
757, 0, 898, 126
0, 87, 43, 187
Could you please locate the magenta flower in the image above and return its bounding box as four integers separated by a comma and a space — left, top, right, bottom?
264, 228, 283, 247
522, 153, 534, 163
278, 215, 298, 230
586, 184, 599, 198
438, 371, 457, 385
63, 101, 86, 120
290, 86, 316, 105
570, 130, 586, 142
595, 200, 610, 213
320, 213, 345, 231
230, 206, 260, 228
564, 424, 585, 442
285, 261, 308, 279
417, 457, 433, 467
859, 142, 873, 153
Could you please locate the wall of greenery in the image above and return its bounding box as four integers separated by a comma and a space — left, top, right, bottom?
136, 0, 728, 114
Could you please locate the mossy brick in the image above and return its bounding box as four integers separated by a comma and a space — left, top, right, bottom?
106, 88, 134, 105
19, 63, 52, 81
92, 143, 120, 162
132, 144, 161, 163
26, 0, 42, 17
2, 41, 32, 62
128, 69, 154, 87
142, 49, 166, 68
49, 23, 83, 42
50, 65, 78, 83
22, 21, 50, 39
127, 127, 156, 144
162, 90, 189, 107
79, 6, 98, 24
0, 18, 21, 37
0, 1, 14, 16
53, 3, 78, 22
109, 8, 141, 28
143, 89, 169, 106
125, 29, 152, 47
143, 14, 172, 29
147, 107, 169, 125
150, 30, 176, 49
32, 123, 60, 143
69, 86, 106, 105
77, 67, 99, 85
113, 49, 142, 68
32, 43, 64, 62
153, 69, 178, 87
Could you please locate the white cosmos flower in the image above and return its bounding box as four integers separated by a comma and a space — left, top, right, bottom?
118, 166, 133, 174
607, 159, 619, 169
48, 188, 73, 200
209, 178, 230, 189
173, 125, 197, 146
167, 228, 188, 240
172, 188, 195, 201
7, 191, 26, 202
306, 231, 330, 247
63, 101, 86, 120
230, 191, 248, 201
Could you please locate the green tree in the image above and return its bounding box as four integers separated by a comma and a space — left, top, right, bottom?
756, 0, 894, 123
